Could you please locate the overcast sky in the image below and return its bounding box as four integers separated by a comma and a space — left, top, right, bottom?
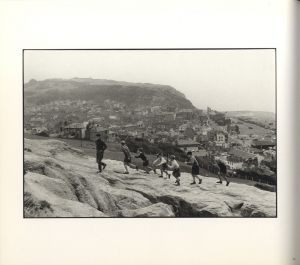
24, 49, 275, 112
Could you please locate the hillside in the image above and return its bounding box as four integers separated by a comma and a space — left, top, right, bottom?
24, 78, 195, 110
24, 139, 276, 217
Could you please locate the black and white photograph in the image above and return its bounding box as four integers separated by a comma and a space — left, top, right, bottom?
1, 0, 299, 264
23, 49, 277, 218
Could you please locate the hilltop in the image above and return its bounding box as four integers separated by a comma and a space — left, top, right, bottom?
24, 78, 195, 110
24, 138, 276, 217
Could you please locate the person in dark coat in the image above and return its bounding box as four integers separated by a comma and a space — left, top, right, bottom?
186, 151, 202, 185
95, 134, 107, 173
215, 158, 230, 186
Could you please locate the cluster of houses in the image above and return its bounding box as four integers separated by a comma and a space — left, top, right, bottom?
55, 107, 275, 171
25, 102, 276, 173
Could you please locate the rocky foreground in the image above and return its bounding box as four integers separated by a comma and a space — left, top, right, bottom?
24, 139, 276, 217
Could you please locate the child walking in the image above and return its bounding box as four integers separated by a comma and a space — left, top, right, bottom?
120, 140, 137, 174
215, 158, 230, 186
95, 134, 107, 173
152, 153, 170, 178
135, 148, 153, 174
186, 151, 202, 185
167, 155, 181, 186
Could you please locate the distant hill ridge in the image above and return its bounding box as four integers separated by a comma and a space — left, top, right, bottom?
24, 78, 195, 109
226, 111, 275, 121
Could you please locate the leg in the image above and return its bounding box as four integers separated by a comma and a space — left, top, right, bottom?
158, 167, 164, 178
222, 173, 230, 186
173, 171, 180, 185
146, 166, 153, 174
96, 152, 102, 172
160, 168, 163, 176
195, 174, 202, 184
216, 171, 222, 184
97, 163, 102, 172
190, 174, 196, 184
124, 162, 129, 173
143, 166, 150, 174
143, 161, 151, 174
101, 161, 106, 170
162, 167, 170, 178
96, 151, 105, 172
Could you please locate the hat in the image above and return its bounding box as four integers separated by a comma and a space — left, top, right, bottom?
121, 140, 125, 144
96, 133, 101, 137
187, 151, 192, 155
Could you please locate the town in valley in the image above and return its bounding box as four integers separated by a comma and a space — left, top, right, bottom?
24, 78, 276, 189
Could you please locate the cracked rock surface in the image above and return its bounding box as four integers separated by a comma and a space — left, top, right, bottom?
24, 139, 276, 217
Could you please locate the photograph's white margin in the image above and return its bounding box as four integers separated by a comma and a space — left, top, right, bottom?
0, 1, 298, 265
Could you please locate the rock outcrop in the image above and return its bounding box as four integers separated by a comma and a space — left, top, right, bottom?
24, 139, 276, 217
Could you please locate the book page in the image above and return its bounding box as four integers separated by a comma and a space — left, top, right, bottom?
0, 0, 298, 264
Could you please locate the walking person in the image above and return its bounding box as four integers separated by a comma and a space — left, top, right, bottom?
167, 155, 181, 186
215, 158, 230, 186
120, 140, 137, 174
152, 153, 170, 178
95, 133, 107, 173
186, 151, 202, 185
135, 148, 153, 174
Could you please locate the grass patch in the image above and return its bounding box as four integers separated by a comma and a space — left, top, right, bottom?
24, 192, 53, 217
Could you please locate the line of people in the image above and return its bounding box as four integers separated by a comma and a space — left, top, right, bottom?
95, 134, 230, 187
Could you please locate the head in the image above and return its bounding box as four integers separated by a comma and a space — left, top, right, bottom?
156, 153, 162, 158
120, 140, 125, 146
170, 155, 175, 161
187, 151, 192, 158
96, 133, 101, 139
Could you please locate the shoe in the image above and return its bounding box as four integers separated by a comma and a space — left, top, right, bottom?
159, 175, 163, 178
136, 165, 139, 171
168, 174, 171, 179
199, 179, 202, 184
216, 181, 222, 184
102, 164, 106, 170
153, 169, 157, 174
123, 172, 129, 174
226, 181, 230, 186
190, 182, 196, 185
97, 170, 102, 173
145, 171, 150, 174
175, 181, 180, 186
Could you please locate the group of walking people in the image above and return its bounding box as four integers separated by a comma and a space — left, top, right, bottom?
95, 134, 230, 187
